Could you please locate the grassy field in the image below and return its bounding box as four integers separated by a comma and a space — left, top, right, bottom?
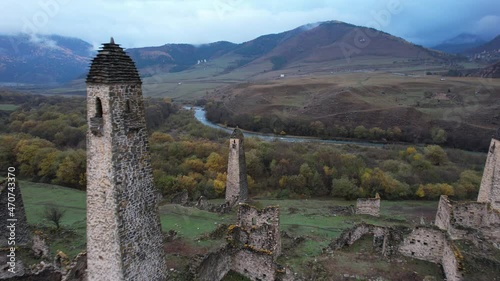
0, 103, 19, 111
18, 180, 86, 258
15, 180, 446, 279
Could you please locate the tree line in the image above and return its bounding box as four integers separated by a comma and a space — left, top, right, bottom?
204, 100, 493, 151
0, 92, 486, 201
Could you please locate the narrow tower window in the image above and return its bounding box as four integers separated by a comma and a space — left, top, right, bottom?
125, 99, 131, 113
90, 97, 104, 136
95, 98, 103, 118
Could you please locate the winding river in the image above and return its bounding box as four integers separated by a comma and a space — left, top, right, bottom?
188, 106, 385, 147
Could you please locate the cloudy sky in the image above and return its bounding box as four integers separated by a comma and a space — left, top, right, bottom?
1, 0, 499, 49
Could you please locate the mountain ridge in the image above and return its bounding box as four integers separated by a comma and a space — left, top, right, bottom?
0, 20, 474, 85
432, 33, 486, 54
0, 34, 93, 84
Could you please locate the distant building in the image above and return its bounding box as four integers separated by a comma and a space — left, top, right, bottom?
355, 193, 380, 217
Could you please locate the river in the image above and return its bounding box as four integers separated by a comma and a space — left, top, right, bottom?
187, 106, 385, 147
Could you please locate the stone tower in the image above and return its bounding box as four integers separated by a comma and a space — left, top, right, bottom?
477, 130, 500, 211
225, 128, 248, 205
86, 38, 167, 281
0, 180, 30, 247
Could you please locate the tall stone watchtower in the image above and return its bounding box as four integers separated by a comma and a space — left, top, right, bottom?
478, 129, 500, 211
86, 38, 167, 281
225, 128, 248, 205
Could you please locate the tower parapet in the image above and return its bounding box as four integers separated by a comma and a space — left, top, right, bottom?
86, 38, 167, 281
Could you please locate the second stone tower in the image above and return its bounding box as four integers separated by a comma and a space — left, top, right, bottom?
225, 128, 248, 205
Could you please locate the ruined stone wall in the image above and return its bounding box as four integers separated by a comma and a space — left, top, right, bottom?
435, 195, 500, 246
193, 204, 287, 281
399, 227, 445, 263
478, 138, 500, 211
86, 83, 166, 280
355, 198, 380, 217
226, 131, 248, 205
62, 251, 87, 281
0, 180, 30, 247
237, 204, 281, 257
231, 250, 278, 281
435, 195, 452, 231
193, 246, 232, 281
441, 240, 464, 281
398, 226, 464, 280
329, 223, 408, 257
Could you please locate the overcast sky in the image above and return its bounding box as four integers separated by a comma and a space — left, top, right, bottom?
1, 0, 499, 49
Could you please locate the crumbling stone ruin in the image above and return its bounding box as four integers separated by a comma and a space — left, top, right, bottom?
229, 203, 281, 258
328, 223, 409, 257
397, 135, 500, 281
435, 195, 500, 247
399, 226, 464, 281
191, 204, 292, 281
171, 190, 189, 205
355, 194, 380, 217
0, 179, 30, 247
225, 128, 249, 205
477, 134, 500, 211
61, 251, 87, 281
85, 38, 167, 280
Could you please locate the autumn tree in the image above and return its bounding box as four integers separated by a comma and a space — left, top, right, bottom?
54, 149, 86, 189
424, 145, 448, 166
331, 176, 359, 200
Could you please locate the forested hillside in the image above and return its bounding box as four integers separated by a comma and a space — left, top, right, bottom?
0, 91, 486, 201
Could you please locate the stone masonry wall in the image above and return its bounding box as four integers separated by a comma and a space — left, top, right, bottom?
0, 179, 30, 248
435, 195, 452, 231
193, 246, 232, 281
226, 131, 248, 205
478, 138, 500, 211
398, 226, 463, 281
399, 227, 446, 263
193, 204, 287, 281
86, 82, 166, 281
435, 195, 500, 247
87, 85, 123, 281
355, 198, 380, 217
231, 249, 279, 281
441, 239, 464, 281
329, 223, 408, 257
237, 204, 281, 258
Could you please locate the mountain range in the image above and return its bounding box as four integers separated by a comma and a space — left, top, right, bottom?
0, 34, 93, 84
0, 21, 498, 85
432, 33, 486, 54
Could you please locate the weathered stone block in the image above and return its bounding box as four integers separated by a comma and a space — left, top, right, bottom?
355, 197, 380, 217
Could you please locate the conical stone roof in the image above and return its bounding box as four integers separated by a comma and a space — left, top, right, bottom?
230, 127, 244, 140
86, 37, 141, 84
